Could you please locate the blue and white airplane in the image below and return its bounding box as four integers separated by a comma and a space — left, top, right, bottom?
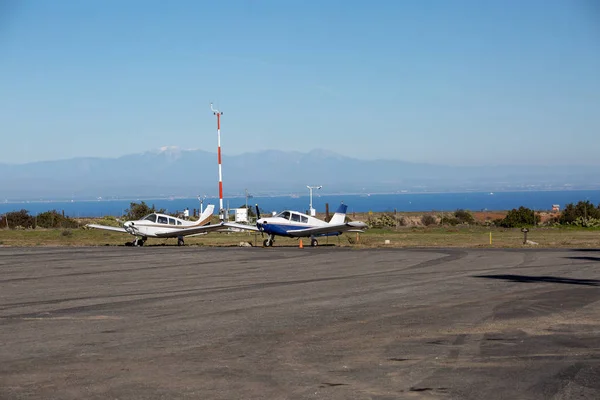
252, 203, 367, 247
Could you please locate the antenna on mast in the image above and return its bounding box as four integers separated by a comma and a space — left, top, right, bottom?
210, 102, 225, 221
307, 185, 322, 217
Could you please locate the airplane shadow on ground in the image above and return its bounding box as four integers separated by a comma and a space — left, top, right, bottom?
566, 256, 600, 262
474, 274, 600, 287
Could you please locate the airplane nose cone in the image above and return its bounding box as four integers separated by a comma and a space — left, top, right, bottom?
123, 221, 136, 233
256, 219, 267, 232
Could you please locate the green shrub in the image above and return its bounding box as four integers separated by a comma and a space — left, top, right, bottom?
368, 213, 399, 228
421, 214, 437, 226
559, 201, 600, 225
5, 210, 34, 229
454, 209, 475, 224
36, 210, 80, 229
441, 217, 459, 226
570, 217, 600, 228
497, 206, 540, 228
125, 201, 166, 220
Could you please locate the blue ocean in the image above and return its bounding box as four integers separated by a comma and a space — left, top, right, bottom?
1, 190, 599, 217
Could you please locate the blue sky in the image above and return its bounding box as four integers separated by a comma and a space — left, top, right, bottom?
1, 0, 599, 166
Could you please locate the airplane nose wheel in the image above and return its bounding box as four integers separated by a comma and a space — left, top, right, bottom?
129, 237, 146, 247
263, 235, 274, 247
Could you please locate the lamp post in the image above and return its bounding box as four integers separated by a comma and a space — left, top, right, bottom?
198, 195, 207, 215
245, 189, 252, 211
307, 185, 322, 216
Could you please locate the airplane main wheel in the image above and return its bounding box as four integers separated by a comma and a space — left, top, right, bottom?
311, 239, 318, 247
177, 237, 185, 246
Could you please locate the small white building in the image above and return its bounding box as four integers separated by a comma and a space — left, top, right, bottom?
232, 208, 248, 223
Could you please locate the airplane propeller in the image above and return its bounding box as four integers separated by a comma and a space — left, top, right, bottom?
255, 204, 264, 237
123, 221, 138, 235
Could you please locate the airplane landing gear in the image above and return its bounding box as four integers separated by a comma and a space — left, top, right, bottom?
177, 236, 185, 246
129, 237, 147, 247
263, 235, 275, 247
310, 236, 318, 247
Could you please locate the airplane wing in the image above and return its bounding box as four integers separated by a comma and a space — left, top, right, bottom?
223, 222, 260, 232
153, 222, 231, 238
182, 222, 259, 236
86, 224, 128, 233
286, 222, 367, 237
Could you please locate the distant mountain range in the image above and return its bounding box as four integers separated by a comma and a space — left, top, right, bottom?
1, 147, 598, 200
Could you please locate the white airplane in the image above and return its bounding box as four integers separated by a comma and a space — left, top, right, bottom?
87, 204, 237, 246
251, 203, 368, 247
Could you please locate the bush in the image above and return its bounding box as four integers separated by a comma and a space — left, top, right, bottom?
421, 214, 437, 226
5, 209, 34, 229
454, 209, 475, 224
125, 201, 166, 221
61, 229, 73, 237
440, 216, 459, 226
559, 201, 600, 225
497, 206, 540, 228
570, 216, 600, 228
36, 210, 80, 229
367, 213, 400, 228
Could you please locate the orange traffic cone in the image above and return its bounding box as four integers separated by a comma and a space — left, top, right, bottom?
299, 239, 304, 249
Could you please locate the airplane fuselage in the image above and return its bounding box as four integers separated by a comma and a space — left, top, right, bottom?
123, 213, 211, 238
257, 211, 334, 238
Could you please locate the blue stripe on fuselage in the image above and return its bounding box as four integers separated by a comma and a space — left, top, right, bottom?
261, 223, 341, 238
262, 224, 306, 237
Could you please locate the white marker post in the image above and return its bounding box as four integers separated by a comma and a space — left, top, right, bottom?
211, 103, 225, 221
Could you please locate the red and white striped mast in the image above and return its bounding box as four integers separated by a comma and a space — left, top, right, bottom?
211, 103, 225, 221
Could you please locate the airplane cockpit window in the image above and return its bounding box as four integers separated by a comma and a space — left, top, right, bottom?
143, 214, 157, 223
276, 211, 291, 220
301, 215, 308, 223
291, 213, 301, 222
168, 218, 176, 225
177, 220, 182, 226
157, 216, 168, 224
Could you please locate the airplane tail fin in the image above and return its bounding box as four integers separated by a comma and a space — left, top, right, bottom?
329, 204, 348, 224
197, 204, 215, 225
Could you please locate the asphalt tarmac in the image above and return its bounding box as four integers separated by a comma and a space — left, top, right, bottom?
1, 247, 599, 399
